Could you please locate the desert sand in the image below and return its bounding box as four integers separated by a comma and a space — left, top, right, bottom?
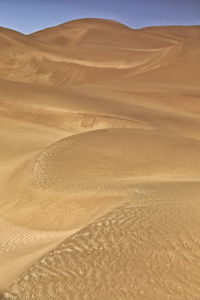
0, 18, 200, 299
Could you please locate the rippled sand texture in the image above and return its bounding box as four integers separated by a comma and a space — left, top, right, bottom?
0, 19, 200, 299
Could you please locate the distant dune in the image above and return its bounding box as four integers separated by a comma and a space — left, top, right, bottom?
0, 18, 200, 299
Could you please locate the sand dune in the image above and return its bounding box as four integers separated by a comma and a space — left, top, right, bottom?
0, 18, 200, 299
0, 18, 185, 85
5, 182, 200, 300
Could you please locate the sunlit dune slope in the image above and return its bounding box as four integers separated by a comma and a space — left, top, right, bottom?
0, 18, 187, 85
6, 182, 200, 300
1, 128, 200, 231
0, 18, 200, 299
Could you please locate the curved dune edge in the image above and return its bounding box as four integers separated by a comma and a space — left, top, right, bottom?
33, 128, 200, 189
1, 128, 200, 293
3, 182, 200, 300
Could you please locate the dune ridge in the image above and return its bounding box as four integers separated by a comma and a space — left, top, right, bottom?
0, 18, 200, 299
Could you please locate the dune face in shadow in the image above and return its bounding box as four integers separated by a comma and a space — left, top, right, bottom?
0, 18, 200, 299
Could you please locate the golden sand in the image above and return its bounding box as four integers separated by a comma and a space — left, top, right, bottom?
0, 18, 200, 299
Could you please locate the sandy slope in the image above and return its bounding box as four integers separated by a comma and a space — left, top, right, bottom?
0, 18, 200, 299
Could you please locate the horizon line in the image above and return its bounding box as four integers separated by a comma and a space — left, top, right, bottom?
1, 17, 200, 35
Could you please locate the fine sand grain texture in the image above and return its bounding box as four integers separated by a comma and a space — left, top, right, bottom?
0, 18, 200, 299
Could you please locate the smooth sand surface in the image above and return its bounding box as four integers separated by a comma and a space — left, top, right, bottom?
0, 18, 200, 299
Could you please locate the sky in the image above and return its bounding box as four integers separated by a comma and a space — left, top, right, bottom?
0, 0, 200, 34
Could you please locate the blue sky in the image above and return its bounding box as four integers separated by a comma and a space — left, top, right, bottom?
0, 0, 200, 34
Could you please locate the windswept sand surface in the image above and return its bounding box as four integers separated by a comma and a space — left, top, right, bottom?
0, 18, 200, 299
